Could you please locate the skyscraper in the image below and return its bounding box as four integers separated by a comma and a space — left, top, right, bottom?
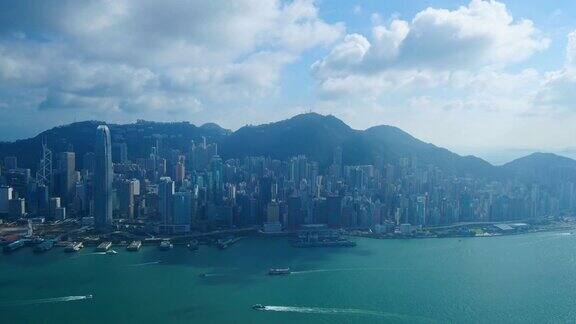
94, 125, 113, 230
0, 186, 13, 214
112, 143, 128, 164
158, 177, 175, 224
58, 152, 76, 202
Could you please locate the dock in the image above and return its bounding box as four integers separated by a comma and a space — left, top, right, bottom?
65, 242, 84, 253
96, 241, 112, 252
126, 241, 142, 252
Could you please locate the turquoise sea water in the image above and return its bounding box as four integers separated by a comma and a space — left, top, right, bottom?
1, 232, 576, 323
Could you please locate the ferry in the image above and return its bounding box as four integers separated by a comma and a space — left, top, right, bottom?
65, 242, 84, 253
96, 241, 112, 252
34, 240, 55, 253
3, 240, 25, 253
126, 241, 142, 252
159, 240, 173, 250
252, 304, 266, 310
268, 268, 291, 275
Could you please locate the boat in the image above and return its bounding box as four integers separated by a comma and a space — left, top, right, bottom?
252, 304, 266, 310
86, 294, 93, 299
3, 240, 25, 253
96, 241, 112, 252
187, 240, 199, 251
268, 268, 291, 275
34, 240, 54, 253
106, 250, 117, 255
159, 240, 173, 250
126, 241, 142, 252
65, 242, 84, 253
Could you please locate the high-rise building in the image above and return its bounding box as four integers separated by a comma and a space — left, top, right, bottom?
173, 191, 192, 227
416, 196, 427, 226
49, 197, 61, 220
4, 156, 17, 170
36, 184, 50, 216
83, 152, 95, 173
174, 162, 185, 183
158, 177, 174, 224
0, 186, 13, 215
112, 143, 128, 164
333, 146, 343, 177
118, 179, 136, 220
9, 198, 26, 218
94, 125, 113, 230
58, 152, 76, 202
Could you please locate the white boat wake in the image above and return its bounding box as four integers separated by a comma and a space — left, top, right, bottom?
291, 267, 409, 274
128, 261, 162, 267
259, 305, 435, 322
0, 295, 93, 307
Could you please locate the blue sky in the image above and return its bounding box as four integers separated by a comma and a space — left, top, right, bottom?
0, 0, 575, 164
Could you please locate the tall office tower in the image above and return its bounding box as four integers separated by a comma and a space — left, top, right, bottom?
173, 191, 192, 227
83, 152, 95, 173
94, 125, 113, 230
49, 197, 61, 219
4, 156, 17, 170
118, 179, 135, 220
0, 186, 13, 214
36, 185, 50, 216
36, 142, 53, 190
58, 152, 76, 202
112, 143, 128, 164
174, 162, 185, 183
158, 177, 175, 224
416, 195, 427, 226
157, 158, 167, 176
9, 198, 26, 218
333, 146, 343, 177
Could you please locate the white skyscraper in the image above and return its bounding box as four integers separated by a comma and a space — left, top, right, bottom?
94, 125, 113, 230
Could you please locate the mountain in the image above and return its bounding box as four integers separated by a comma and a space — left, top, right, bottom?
1, 113, 574, 183
0, 120, 231, 170
502, 152, 576, 184
221, 113, 501, 178
362, 125, 500, 178
220, 113, 355, 165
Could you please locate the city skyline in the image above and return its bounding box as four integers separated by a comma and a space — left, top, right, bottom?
3, 2, 576, 322
1, 0, 576, 165
1, 112, 573, 232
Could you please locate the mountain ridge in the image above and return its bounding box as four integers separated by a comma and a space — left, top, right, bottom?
0, 113, 574, 182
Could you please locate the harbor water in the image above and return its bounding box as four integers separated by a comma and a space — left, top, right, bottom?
1, 232, 576, 323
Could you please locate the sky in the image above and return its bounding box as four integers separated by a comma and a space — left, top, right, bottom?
0, 0, 575, 164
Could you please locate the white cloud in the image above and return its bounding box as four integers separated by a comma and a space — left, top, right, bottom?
313, 0, 549, 99
0, 0, 343, 133
309, 1, 576, 158
535, 30, 576, 110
